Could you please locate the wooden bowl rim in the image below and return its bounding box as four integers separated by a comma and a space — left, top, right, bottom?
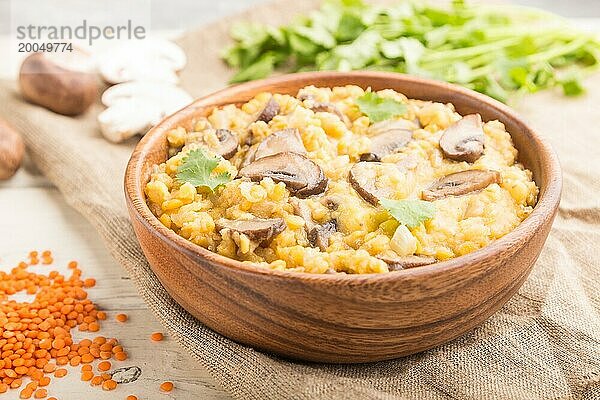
124, 71, 562, 284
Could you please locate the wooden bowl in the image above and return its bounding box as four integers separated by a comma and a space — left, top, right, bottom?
124, 72, 562, 363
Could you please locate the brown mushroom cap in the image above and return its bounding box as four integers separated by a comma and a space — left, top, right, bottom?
254, 128, 306, 161
421, 170, 501, 201
0, 118, 25, 180
194, 129, 238, 159
215, 217, 286, 245
19, 52, 98, 116
239, 152, 328, 197
439, 114, 485, 163
377, 255, 436, 271
256, 97, 280, 123
349, 162, 399, 205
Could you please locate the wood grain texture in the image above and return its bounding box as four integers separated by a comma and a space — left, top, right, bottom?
124, 72, 562, 363
0, 188, 231, 400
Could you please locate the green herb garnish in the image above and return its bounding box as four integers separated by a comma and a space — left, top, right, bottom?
176, 148, 232, 192
222, 0, 600, 102
355, 91, 407, 122
380, 198, 435, 228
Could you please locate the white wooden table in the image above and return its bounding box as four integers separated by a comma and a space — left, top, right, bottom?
0, 0, 597, 398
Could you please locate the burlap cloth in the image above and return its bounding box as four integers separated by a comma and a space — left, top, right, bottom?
1, 1, 599, 399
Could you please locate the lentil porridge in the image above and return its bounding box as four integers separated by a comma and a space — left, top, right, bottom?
144, 85, 538, 274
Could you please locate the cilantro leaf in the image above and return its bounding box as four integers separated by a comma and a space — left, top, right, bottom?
380, 198, 435, 228
176, 148, 232, 192
229, 53, 277, 84
355, 92, 407, 122
559, 76, 585, 96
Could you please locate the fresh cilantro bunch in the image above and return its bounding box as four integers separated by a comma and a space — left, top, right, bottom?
176, 148, 232, 192
222, 0, 600, 102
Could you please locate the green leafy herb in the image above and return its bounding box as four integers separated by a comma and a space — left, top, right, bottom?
355, 92, 407, 122
380, 198, 436, 228
176, 148, 232, 192
222, 0, 600, 102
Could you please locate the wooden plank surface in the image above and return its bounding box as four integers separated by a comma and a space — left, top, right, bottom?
0, 186, 232, 399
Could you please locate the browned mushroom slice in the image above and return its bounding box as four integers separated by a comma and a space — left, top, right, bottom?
367, 119, 416, 136
377, 255, 436, 271
311, 102, 348, 124
215, 217, 286, 245
349, 162, 400, 206
239, 144, 258, 169
214, 129, 239, 159
308, 220, 337, 251
254, 128, 306, 161
360, 120, 414, 161
193, 128, 238, 160
421, 170, 501, 201
239, 152, 328, 197
439, 114, 485, 163
291, 198, 337, 251
359, 153, 381, 162
256, 97, 280, 123
320, 194, 343, 211
299, 94, 350, 126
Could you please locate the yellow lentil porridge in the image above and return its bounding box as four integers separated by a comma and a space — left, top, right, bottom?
145, 85, 538, 274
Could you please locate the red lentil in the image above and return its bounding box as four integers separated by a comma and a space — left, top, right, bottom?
160, 381, 174, 392
0, 251, 131, 398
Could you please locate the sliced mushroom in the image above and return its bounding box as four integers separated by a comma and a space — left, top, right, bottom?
98, 39, 186, 84
98, 82, 193, 143
367, 119, 417, 136
299, 94, 350, 126
203, 129, 238, 159
291, 198, 337, 251
360, 119, 414, 161
439, 114, 485, 163
421, 170, 501, 201
254, 128, 306, 161
311, 102, 349, 124
349, 162, 399, 206
359, 153, 381, 162
320, 194, 343, 211
308, 220, 337, 251
239, 152, 327, 197
256, 97, 280, 123
215, 218, 286, 245
240, 145, 258, 169
378, 255, 436, 271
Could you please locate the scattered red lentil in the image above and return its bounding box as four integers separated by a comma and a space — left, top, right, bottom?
160, 381, 174, 392
81, 371, 94, 381
90, 375, 103, 386
0, 251, 131, 398
102, 379, 117, 391
126, 396, 139, 400
115, 313, 128, 322
98, 361, 111, 371
150, 332, 164, 342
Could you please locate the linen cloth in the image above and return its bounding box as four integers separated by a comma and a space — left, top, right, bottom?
1, 1, 599, 398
